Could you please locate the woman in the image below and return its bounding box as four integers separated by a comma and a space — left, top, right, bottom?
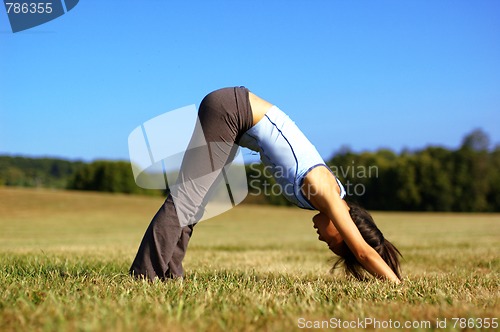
130, 86, 402, 283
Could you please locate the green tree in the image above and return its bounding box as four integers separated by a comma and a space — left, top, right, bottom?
67, 160, 161, 196
487, 145, 500, 211
393, 154, 421, 210
461, 128, 490, 152
413, 147, 454, 211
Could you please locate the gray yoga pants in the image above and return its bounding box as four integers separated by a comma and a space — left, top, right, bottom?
129, 87, 253, 280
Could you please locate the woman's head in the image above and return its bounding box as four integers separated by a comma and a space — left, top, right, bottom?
333, 201, 403, 281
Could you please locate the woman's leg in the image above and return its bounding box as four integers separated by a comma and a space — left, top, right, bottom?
129, 87, 252, 281
129, 195, 188, 280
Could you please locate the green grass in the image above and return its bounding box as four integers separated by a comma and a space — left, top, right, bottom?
0, 187, 499, 331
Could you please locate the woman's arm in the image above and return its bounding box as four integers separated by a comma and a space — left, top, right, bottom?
302, 166, 401, 283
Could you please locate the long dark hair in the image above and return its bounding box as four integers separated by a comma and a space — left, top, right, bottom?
332, 202, 403, 281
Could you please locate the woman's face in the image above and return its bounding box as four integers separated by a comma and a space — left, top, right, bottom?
312, 212, 348, 256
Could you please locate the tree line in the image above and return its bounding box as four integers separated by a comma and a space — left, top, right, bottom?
0, 156, 160, 196
0, 129, 498, 211
339, 129, 500, 212
0, 156, 84, 188
327, 142, 500, 212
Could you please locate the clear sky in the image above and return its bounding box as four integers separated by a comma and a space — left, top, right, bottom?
1, 0, 499, 162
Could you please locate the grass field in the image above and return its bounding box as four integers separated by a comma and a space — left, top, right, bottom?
0, 187, 498, 331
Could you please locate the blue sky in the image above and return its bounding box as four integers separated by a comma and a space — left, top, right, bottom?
1, 0, 499, 162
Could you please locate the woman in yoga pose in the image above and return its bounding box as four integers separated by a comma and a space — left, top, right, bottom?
130, 86, 402, 283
